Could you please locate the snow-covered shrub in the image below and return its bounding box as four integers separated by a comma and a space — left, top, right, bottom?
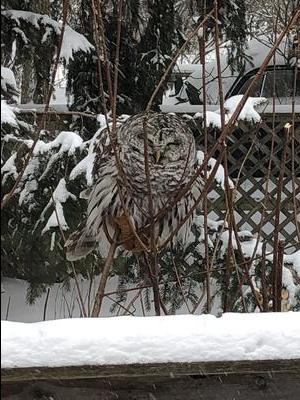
1, 115, 101, 300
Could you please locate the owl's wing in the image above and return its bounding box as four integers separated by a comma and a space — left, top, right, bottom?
65, 127, 118, 261
65, 220, 97, 261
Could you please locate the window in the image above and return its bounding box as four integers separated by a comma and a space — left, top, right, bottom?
230, 67, 300, 103
262, 69, 300, 99
236, 75, 264, 97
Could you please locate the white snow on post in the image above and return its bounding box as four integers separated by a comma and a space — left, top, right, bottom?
194, 111, 223, 128
1, 312, 300, 369
224, 95, 267, 123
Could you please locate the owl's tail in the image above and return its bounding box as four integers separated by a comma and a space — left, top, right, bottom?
65, 222, 97, 262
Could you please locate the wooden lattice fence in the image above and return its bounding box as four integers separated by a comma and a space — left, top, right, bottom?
201, 112, 300, 253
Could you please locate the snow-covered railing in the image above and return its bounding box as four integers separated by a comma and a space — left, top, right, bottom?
2, 313, 300, 399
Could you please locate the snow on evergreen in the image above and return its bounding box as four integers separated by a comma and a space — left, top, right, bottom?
1, 152, 18, 183
1, 100, 19, 126
1, 66, 19, 99
2, 10, 94, 63
25, 131, 84, 156
41, 178, 76, 234
69, 153, 96, 186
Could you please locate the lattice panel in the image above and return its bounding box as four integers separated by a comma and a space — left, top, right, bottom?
203, 113, 300, 252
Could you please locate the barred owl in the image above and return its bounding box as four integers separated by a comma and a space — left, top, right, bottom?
66, 112, 203, 261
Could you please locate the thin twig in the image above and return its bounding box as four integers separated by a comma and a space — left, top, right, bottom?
5, 296, 11, 321
275, 240, 285, 312
272, 125, 290, 311
91, 230, 119, 317
43, 288, 51, 321
199, 3, 211, 313
261, 242, 269, 312
51, 190, 87, 317
142, 115, 161, 316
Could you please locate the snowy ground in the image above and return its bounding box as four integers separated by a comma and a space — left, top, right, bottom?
2, 312, 300, 368
2, 276, 214, 322
1, 277, 157, 322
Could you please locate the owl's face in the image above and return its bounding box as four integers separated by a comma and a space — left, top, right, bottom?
141, 128, 188, 164
118, 112, 195, 167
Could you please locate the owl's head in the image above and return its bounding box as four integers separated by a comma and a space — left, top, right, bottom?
118, 112, 195, 166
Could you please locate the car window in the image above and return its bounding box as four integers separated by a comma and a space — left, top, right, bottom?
262, 69, 300, 99
235, 74, 263, 97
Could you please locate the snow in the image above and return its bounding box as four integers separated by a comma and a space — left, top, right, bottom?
1, 312, 299, 369
195, 215, 227, 232
61, 25, 94, 62
196, 151, 234, 190
1, 152, 18, 184
25, 131, 83, 156
224, 95, 267, 123
199, 110, 223, 128
2, 10, 94, 63
285, 250, 300, 277
69, 153, 96, 186
160, 103, 300, 114
18, 179, 38, 206
0, 276, 159, 322
1, 66, 18, 96
41, 178, 76, 234
1, 100, 18, 126
194, 96, 267, 128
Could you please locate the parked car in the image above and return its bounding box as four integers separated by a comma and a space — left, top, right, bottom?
160, 37, 300, 114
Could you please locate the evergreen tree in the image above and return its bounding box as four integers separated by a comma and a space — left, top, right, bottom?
67, 0, 179, 114
1, 0, 55, 103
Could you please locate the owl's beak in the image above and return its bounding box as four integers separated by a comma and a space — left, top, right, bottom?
155, 150, 161, 163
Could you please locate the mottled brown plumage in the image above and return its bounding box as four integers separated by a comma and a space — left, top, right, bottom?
65, 111, 203, 260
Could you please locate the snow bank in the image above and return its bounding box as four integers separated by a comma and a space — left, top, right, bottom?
1, 313, 300, 368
